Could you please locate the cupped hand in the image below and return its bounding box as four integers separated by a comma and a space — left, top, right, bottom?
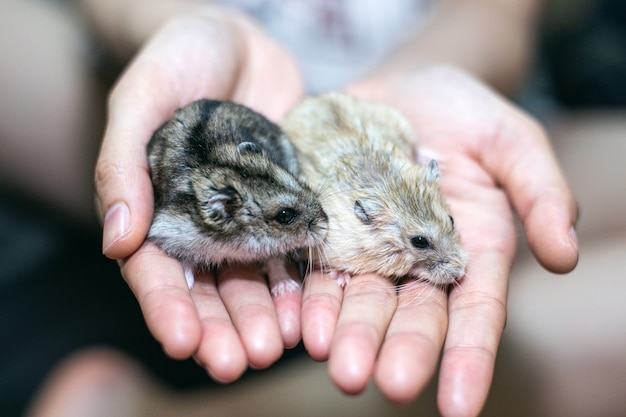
95, 10, 305, 381
301, 66, 578, 417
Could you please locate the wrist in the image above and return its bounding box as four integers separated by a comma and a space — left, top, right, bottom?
80, 0, 255, 65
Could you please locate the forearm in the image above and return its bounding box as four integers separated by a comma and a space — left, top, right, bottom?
77, 0, 231, 63
357, 0, 544, 95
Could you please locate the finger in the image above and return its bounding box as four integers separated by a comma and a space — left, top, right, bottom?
432, 178, 513, 417
483, 112, 579, 273
272, 289, 303, 349
228, 15, 305, 122
437, 249, 510, 417
374, 281, 448, 403
301, 271, 344, 361
190, 271, 248, 383
217, 263, 283, 369
96, 62, 179, 259
96, 17, 242, 259
327, 274, 397, 395
121, 242, 202, 359
269, 261, 304, 349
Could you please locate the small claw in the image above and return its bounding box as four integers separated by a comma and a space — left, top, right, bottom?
184, 266, 195, 289
265, 257, 301, 297
270, 279, 302, 297
328, 270, 351, 288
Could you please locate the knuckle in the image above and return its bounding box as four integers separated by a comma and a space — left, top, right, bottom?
518, 111, 549, 145
452, 289, 507, 323
94, 157, 124, 198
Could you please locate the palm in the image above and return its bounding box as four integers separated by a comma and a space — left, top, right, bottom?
101, 14, 306, 381
394, 73, 521, 410
300, 67, 577, 415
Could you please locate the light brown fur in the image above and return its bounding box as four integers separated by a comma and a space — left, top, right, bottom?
281, 93, 466, 285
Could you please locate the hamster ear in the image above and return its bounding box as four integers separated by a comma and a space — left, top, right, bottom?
354, 199, 382, 225
237, 142, 262, 155
202, 186, 241, 222
427, 159, 440, 183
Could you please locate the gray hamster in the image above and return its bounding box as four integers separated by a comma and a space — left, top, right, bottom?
281, 93, 466, 286
147, 99, 328, 294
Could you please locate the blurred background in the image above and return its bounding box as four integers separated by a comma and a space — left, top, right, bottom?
1, 0, 625, 416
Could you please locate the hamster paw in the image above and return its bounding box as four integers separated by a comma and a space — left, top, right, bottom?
328, 270, 351, 288
264, 257, 301, 297
270, 279, 302, 297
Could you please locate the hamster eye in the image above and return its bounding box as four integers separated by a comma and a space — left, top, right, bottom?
449, 215, 455, 228
411, 235, 431, 250
274, 208, 299, 225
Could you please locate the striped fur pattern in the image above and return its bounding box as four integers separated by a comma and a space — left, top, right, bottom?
147, 99, 328, 292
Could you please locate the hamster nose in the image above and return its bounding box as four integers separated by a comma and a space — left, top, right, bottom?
308, 217, 328, 237
446, 262, 465, 280
437, 259, 465, 281
317, 209, 329, 223
451, 266, 465, 280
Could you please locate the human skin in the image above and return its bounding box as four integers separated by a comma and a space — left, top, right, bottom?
86, 1, 578, 416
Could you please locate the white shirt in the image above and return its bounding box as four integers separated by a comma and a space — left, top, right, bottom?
215, 0, 432, 93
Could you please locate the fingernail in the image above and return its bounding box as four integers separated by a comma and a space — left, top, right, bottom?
569, 226, 579, 251
102, 202, 130, 254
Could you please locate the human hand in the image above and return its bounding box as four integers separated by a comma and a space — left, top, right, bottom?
301, 66, 578, 416
95, 10, 305, 381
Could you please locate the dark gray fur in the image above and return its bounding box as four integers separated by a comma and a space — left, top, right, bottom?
146, 99, 328, 291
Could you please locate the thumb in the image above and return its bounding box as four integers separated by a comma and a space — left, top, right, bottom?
94, 15, 241, 259
485, 111, 579, 273
95, 77, 171, 259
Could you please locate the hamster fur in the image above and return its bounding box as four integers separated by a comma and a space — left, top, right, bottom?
281, 93, 466, 286
147, 99, 328, 294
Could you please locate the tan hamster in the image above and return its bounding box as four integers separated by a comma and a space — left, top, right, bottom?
281, 93, 466, 286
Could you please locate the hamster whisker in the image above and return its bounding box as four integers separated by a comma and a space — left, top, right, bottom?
314, 246, 335, 282
448, 276, 466, 297
396, 279, 444, 307
307, 245, 323, 279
